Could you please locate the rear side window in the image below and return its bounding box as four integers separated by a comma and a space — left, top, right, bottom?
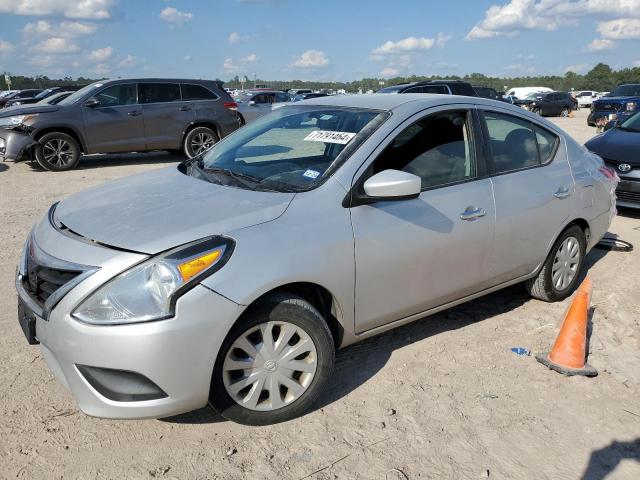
139, 83, 181, 104
181, 84, 218, 101
422, 85, 449, 94
483, 111, 559, 174
95, 84, 137, 107
450, 83, 475, 96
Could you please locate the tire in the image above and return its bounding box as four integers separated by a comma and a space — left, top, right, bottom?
525, 225, 586, 302
532, 107, 541, 115
183, 126, 218, 158
209, 292, 335, 426
561, 107, 570, 117
35, 132, 81, 171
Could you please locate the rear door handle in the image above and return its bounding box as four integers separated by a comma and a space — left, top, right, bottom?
179, 106, 192, 112
554, 186, 572, 199
460, 207, 487, 221
127, 111, 142, 117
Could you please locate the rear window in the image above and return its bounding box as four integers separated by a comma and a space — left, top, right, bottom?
181, 84, 218, 101
139, 83, 181, 104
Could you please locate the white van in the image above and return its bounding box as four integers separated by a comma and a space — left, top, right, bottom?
506, 86, 553, 100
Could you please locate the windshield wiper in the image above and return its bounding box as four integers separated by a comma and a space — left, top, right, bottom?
203, 167, 263, 189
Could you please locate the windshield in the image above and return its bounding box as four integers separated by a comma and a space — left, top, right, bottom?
620, 111, 640, 132
58, 82, 105, 106
377, 85, 408, 94
34, 89, 54, 99
611, 85, 640, 97
234, 92, 255, 103
196, 105, 386, 192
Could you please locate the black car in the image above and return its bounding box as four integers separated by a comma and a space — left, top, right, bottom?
377, 80, 478, 96
585, 110, 640, 208
0, 89, 43, 108
3, 86, 85, 108
588, 84, 640, 128
520, 91, 577, 117
292, 92, 329, 102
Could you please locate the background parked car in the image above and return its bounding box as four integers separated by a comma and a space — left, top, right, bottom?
585, 110, 640, 208
36, 91, 74, 105
376, 80, 477, 96
234, 90, 291, 123
525, 91, 577, 117
3, 86, 85, 108
0, 89, 43, 108
0, 78, 240, 170
505, 86, 553, 100
292, 92, 330, 102
575, 90, 598, 108
588, 83, 640, 127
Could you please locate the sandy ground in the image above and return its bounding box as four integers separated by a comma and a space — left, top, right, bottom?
0, 108, 639, 480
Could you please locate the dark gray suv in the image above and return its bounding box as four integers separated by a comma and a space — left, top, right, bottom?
0, 78, 240, 171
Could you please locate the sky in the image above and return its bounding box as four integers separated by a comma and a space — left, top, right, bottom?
0, 0, 639, 82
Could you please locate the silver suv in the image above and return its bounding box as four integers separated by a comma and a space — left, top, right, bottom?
16, 94, 617, 425
0, 78, 240, 170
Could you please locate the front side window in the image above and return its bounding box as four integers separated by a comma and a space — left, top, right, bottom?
196, 106, 385, 192
94, 84, 137, 107
483, 111, 558, 174
372, 110, 476, 190
139, 83, 181, 104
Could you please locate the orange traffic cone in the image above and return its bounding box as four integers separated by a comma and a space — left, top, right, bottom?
536, 277, 598, 377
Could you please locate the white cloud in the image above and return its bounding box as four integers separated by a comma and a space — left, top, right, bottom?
94, 63, 110, 75
466, 0, 640, 41
634, 59, 640, 67
564, 63, 590, 73
371, 34, 450, 55
228, 31, 244, 44
290, 50, 329, 68
504, 63, 537, 74
243, 53, 258, 62
23, 20, 97, 39
183, 55, 192, 61
0, 39, 14, 56
160, 7, 193, 26
0, 0, 114, 19
597, 18, 640, 39
381, 67, 400, 77
33, 37, 80, 54
118, 54, 137, 68
28, 55, 57, 67
223, 58, 238, 72
587, 38, 615, 50
88, 46, 113, 62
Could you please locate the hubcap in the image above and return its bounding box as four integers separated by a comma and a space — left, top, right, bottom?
42, 139, 74, 166
222, 321, 318, 411
552, 236, 580, 291
190, 132, 216, 155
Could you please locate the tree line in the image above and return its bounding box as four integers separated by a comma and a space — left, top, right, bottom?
3, 63, 638, 94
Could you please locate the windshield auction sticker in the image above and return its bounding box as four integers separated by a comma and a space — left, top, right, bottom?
304, 130, 356, 144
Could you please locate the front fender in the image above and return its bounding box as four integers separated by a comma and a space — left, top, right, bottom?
0, 130, 38, 161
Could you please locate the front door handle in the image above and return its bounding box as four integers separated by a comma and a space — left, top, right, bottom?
460, 207, 487, 221
127, 111, 142, 117
554, 186, 572, 199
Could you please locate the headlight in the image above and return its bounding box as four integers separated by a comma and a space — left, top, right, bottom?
626, 102, 636, 111
0, 114, 36, 127
72, 236, 234, 325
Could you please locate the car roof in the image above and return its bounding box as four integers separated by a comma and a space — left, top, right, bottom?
300, 93, 470, 111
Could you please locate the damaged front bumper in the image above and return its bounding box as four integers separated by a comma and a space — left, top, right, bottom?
0, 129, 37, 161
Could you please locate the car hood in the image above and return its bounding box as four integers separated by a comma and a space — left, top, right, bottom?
585, 128, 640, 165
594, 96, 637, 104
54, 166, 295, 254
0, 104, 61, 117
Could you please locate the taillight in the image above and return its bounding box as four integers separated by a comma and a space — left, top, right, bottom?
598, 165, 618, 180
223, 102, 238, 111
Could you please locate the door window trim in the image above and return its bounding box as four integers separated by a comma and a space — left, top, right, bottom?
343, 104, 488, 208
138, 82, 183, 106
179, 83, 220, 102
478, 108, 561, 178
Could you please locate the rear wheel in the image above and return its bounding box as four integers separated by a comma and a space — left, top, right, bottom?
35, 132, 81, 171
183, 126, 218, 158
526, 225, 586, 302
560, 107, 570, 117
209, 293, 335, 425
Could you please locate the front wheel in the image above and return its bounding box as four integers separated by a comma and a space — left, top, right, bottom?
183, 126, 219, 158
209, 293, 335, 425
525, 225, 586, 302
35, 132, 81, 171
561, 107, 570, 117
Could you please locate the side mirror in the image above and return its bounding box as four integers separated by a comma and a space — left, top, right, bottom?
248, 100, 256, 106
363, 169, 421, 200
83, 97, 100, 108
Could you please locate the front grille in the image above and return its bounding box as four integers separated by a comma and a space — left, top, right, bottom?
616, 190, 640, 203
594, 102, 623, 112
25, 255, 82, 307
605, 159, 636, 174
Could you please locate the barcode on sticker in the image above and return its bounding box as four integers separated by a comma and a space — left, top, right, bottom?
304, 130, 356, 144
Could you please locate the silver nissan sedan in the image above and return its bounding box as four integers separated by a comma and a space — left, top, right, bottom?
16, 94, 617, 425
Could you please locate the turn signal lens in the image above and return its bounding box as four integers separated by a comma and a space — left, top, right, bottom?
178, 250, 222, 281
